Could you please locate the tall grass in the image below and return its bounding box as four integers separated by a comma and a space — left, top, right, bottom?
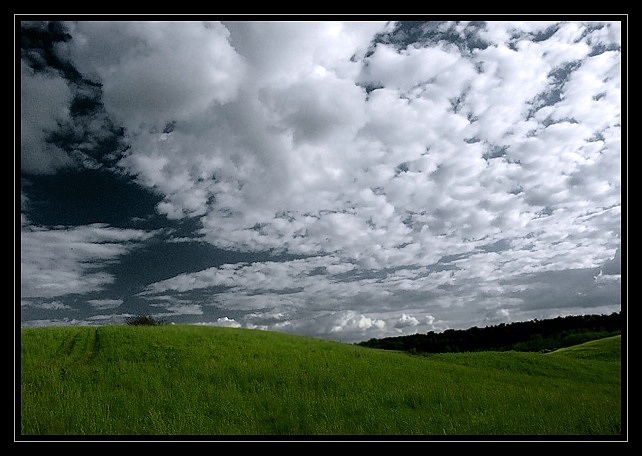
20, 325, 621, 436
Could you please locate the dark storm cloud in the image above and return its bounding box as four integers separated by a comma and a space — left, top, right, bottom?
21, 21, 76, 79
21, 21, 128, 174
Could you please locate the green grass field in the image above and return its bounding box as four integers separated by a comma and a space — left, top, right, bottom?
19, 325, 621, 436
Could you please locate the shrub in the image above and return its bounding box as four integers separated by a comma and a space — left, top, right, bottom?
125, 315, 167, 326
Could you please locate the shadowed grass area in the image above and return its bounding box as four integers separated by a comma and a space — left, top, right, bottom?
20, 325, 621, 436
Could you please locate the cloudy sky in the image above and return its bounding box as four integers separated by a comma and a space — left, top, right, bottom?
18, 18, 623, 343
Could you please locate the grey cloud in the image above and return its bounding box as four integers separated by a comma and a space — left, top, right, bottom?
87, 299, 123, 309
259, 75, 367, 145
600, 248, 621, 276
21, 62, 75, 174
502, 266, 621, 313
61, 21, 246, 132
21, 223, 158, 299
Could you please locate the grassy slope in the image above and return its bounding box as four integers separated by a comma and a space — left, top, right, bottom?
20, 325, 622, 436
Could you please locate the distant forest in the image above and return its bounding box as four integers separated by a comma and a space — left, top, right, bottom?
357, 312, 622, 354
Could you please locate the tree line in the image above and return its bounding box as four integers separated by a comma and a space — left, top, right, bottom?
357, 312, 622, 354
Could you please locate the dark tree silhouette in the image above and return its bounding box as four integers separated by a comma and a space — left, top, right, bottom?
357, 312, 621, 354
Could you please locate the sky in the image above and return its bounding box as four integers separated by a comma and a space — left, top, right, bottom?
18, 18, 624, 344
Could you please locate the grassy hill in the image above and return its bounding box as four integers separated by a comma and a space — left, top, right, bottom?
19, 325, 622, 436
